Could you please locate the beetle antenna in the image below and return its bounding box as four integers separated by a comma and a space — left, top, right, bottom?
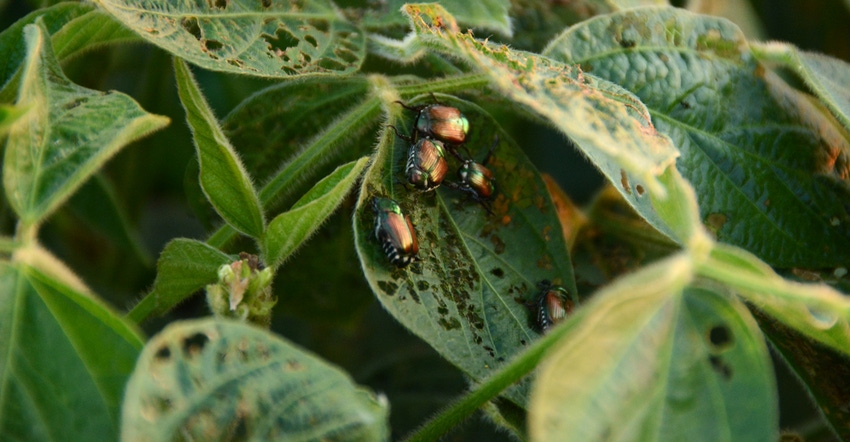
387, 125, 412, 143
393, 100, 419, 112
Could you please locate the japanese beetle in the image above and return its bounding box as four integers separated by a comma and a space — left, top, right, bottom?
391, 125, 450, 191
372, 197, 419, 267
527, 280, 573, 333
396, 101, 470, 145
446, 136, 498, 212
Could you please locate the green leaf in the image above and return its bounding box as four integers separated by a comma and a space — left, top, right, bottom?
542, 7, 850, 267
402, 4, 681, 243
174, 57, 265, 238
530, 255, 778, 441
127, 238, 232, 323
701, 244, 850, 356
0, 4, 139, 103
208, 92, 382, 248
753, 43, 850, 133
3, 21, 169, 228
354, 96, 577, 406
96, 0, 366, 78
0, 254, 143, 440
263, 157, 368, 268
0, 2, 95, 94
121, 318, 389, 441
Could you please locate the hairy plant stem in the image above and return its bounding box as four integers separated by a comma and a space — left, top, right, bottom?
404, 312, 577, 441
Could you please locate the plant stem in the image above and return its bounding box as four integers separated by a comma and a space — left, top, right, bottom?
404, 315, 576, 441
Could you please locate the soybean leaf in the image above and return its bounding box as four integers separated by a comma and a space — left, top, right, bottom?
543, 7, 850, 267
530, 255, 777, 441
0, 256, 143, 441
127, 238, 231, 323
208, 92, 382, 248
357, 0, 511, 37
121, 318, 389, 441
0, 2, 94, 94
263, 157, 368, 268
96, 0, 366, 78
174, 57, 265, 239
0, 4, 140, 103
754, 43, 850, 133
354, 96, 577, 407
3, 21, 169, 228
402, 4, 682, 243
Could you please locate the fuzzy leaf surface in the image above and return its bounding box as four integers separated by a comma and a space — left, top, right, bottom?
0, 260, 143, 441
264, 157, 367, 268
175, 58, 265, 238
127, 238, 232, 322
96, 0, 366, 77
543, 7, 850, 267
403, 4, 681, 243
530, 255, 777, 441
121, 318, 389, 441
3, 21, 168, 227
354, 96, 577, 407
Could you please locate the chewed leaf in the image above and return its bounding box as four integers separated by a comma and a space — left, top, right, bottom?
354, 96, 577, 406
360, 0, 512, 37
531, 256, 777, 441
402, 3, 680, 242
96, 0, 365, 77
543, 7, 850, 267
121, 318, 389, 441
3, 21, 168, 227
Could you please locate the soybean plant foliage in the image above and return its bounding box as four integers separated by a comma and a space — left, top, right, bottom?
2, 0, 850, 440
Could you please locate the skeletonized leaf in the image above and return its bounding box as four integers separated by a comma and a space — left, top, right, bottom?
0, 257, 143, 441
127, 238, 232, 323
263, 157, 368, 268
174, 57, 265, 238
358, 0, 512, 37
96, 0, 366, 77
530, 255, 777, 441
121, 318, 389, 441
402, 4, 681, 243
354, 97, 577, 406
543, 7, 850, 267
3, 21, 169, 227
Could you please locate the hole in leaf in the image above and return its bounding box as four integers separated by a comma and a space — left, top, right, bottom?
208, 0, 227, 8
708, 324, 733, 349
620, 169, 631, 194
145, 28, 159, 36
261, 0, 271, 7
204, 39, 224, 51
63, 97, 88, 110
182, 332, 210, 356
153, 395, 173, 412
226, 58, 245, 68
635, 184, 645, 196
490, 268, 505, 278
709, 355, 733, 379
181, 17, 202, 40
265, 27, 299, 59
304, 35, 318, 48
154, 346, 171, 360
334, 47, 360, 64
307, 19, 329, 33
807, 306, 838, 328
